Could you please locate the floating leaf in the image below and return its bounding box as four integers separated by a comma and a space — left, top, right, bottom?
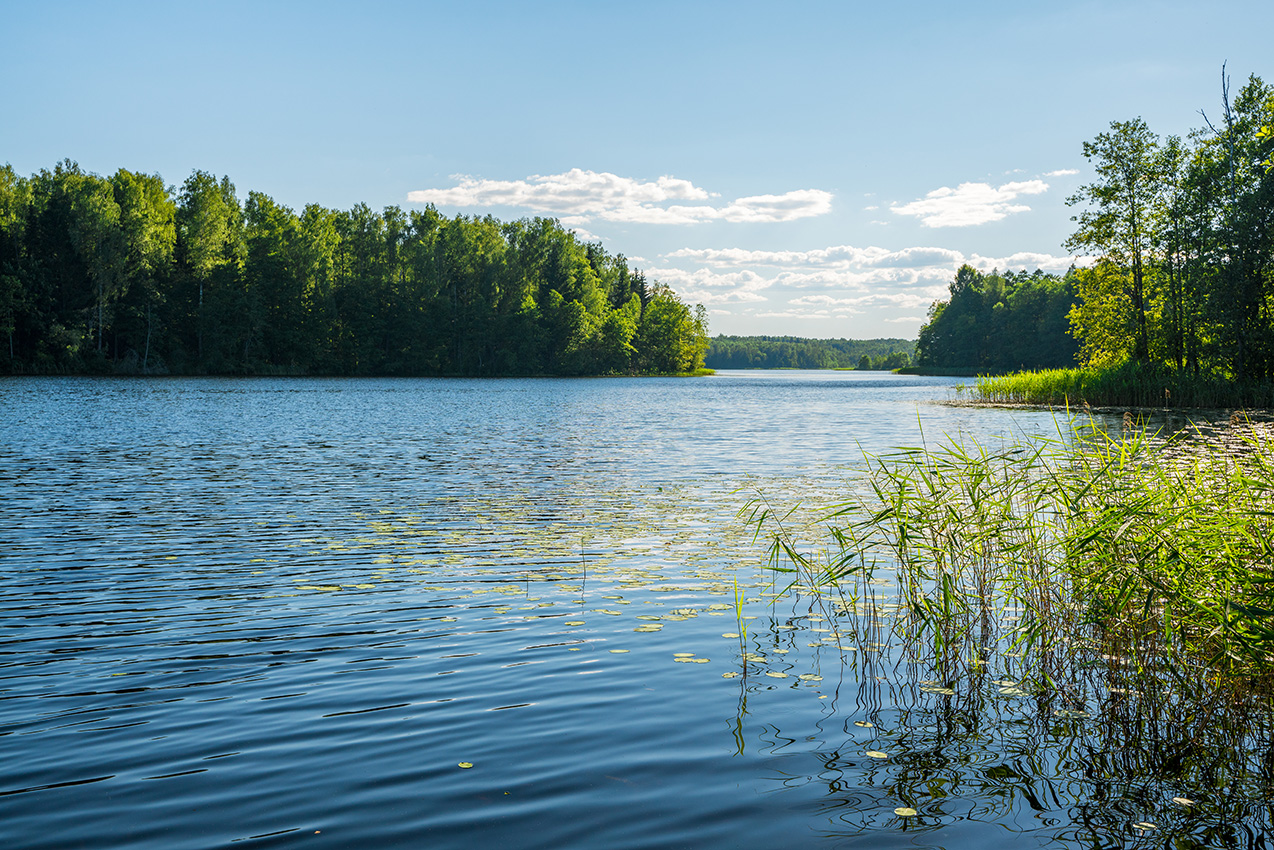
564, 621, 585, 626
609, 649, 629, 654
854, 721, 874, 728
998, 686, 1030, 697
1133, 822, 1157, 831
1172, 797, 1194, 807
458, 762, 473, 769
920, 686, 955, 696
894, 807, 917, 817
798, 674, 823, 682
865, 751, 889, 759
722, 671, 740, 678
721, 633, 740, 639
673, 652, 696, 657
765, 671, 788, 678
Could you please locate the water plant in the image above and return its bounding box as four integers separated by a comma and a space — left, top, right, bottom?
969, 361, 1274, 409
755, 417, 1274, 695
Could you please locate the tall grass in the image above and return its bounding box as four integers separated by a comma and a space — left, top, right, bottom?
970, 361, 1274, 408
757, 420, 1274, 693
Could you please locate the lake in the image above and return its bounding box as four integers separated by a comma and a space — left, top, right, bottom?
1, 372, 1267, 849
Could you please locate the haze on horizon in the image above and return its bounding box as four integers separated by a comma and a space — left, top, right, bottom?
4, 0, 1270, 338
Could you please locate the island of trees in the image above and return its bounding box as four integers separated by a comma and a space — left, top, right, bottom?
0, 162, 708, 377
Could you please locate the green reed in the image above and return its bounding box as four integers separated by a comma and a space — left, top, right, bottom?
971, 361, 1274, 409
755, 420, 1274, 693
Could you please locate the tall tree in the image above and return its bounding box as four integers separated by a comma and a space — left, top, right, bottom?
1066, 118, 1164, 364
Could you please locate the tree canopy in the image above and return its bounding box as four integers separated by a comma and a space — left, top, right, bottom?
1065, 71, 1274, 380
915, 266, 1079, 371
0, 161, 707, 376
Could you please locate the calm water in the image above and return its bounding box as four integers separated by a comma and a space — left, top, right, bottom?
1, 373, 1267, 849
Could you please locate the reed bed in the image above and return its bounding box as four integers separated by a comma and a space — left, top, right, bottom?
756, 419, 1274, 695
970, 362, 1274, 409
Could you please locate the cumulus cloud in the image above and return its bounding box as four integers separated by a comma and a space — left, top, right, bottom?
885, 316, 927, 324
1044, 168, 1080, 177
407, 169, 831, 225
651, 239, 1089, 319
891, 179, 1050, 227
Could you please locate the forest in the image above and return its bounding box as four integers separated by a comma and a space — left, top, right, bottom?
915, 267, 1079, 371
0, 162, 708, 377
920, 71, 1274, 384
705, 335, 913, 370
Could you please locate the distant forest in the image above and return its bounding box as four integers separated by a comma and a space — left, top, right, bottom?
705, 336, 914, 370
919, 71, 1274, 379
0, 161, 708, 376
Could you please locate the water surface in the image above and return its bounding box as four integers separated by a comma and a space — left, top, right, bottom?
2, 372, 1264, 848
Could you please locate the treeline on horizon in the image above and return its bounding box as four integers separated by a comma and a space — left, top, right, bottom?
0, 161, 708, 377
705, 335, 914, 370
919, 71, 1274, 384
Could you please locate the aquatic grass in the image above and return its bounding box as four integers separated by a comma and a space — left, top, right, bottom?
755, 418, 1274, 694
970, 361, 1274, 409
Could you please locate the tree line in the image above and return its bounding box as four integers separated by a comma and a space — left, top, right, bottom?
705, 335, 913, 370
918, 70, 1274, 381
0, 161, 708, 376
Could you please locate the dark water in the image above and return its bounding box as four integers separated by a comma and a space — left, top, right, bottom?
1, 373, 1267, 849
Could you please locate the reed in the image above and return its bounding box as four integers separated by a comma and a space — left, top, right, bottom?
756, 419, 1274, 693
970, 361, 1274, 409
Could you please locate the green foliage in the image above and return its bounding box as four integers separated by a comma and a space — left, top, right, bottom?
0, 160, 707, 377
915, 265, 1078, 371
756, 423, 1274, 688
971, 361, 1274, 408
705, 335, 913, 369
1065, 73, 1274, 382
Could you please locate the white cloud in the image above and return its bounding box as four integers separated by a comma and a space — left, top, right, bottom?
1044, 168, 1080, 177
885, 316, 927, 324
649, 239, 1089, 314
407, 169, 831, 225
891, 179, 1050, 227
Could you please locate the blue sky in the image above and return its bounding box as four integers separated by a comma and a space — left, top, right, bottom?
3, 0, 1270, 338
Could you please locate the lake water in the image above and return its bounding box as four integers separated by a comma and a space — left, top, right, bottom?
1, 372, 1268, 849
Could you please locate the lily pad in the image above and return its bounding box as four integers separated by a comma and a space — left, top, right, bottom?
865, 751, 890, 759
894, 807, 917, 817
458, 762, 473, 769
